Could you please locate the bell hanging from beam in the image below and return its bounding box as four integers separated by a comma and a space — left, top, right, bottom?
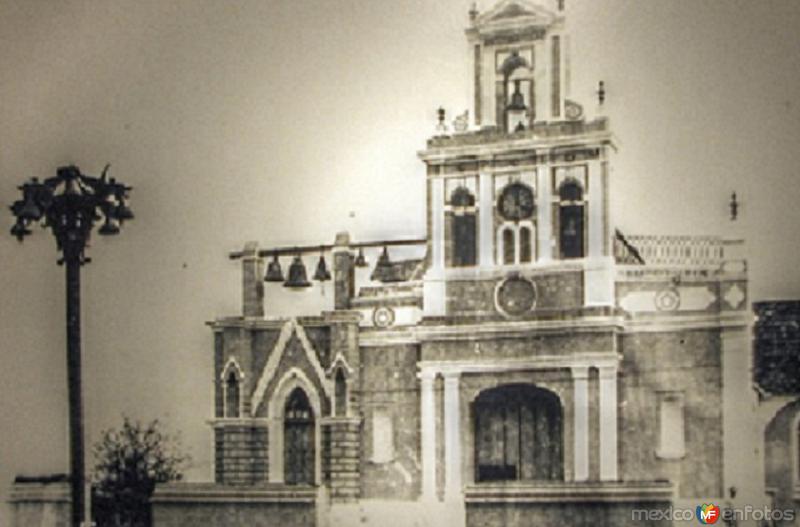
354, 248, 368, 267
313, 254, 331, 281
284, 255, 311, 288
370, 246, 392, 282
264, 254, 285, 282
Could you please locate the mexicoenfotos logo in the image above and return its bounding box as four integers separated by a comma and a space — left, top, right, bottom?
696, 503, 721, 524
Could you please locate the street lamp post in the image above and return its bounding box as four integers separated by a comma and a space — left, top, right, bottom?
10, 165, 133, 527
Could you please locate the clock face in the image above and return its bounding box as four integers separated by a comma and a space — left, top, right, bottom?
496, 276, 537, 316
498, 183, 535, 221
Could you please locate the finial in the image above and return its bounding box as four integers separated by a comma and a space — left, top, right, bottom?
436, 107, 448, 133
469, 2, 479, 21
729, 191, 739, 221
597, 81, 606, 105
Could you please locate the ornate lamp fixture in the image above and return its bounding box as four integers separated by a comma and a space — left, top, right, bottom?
9, 164, 133, 527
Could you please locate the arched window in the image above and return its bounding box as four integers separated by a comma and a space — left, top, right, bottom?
559, 180, 585, 259
334, 369, 347, 417
473, 384, 563, 482
284, 388, 315, 485
451, 187, 477, 267
519, 226, 533, 263
502, 228, 515, 265
224, 370, 240, 419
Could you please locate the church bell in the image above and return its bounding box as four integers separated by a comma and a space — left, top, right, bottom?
370, 246, 392, 282
284, 256, 311, 288
264, 254, 284, 282
313, 255, 331, 281
354, 248, 368, 267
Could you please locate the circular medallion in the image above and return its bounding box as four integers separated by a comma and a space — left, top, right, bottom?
498, 183, 535, 221
654, 289, 680, 312
372, 306, 396, 328
495, 275, 537, 317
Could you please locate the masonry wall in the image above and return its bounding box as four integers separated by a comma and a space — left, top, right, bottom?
446, 271, 583, 318
214, 426, 269, 485
359, 344, 421, 500
152, 485, 317, 527
466, 500, 673, 527
421, 331, 615, 362
618, 329, 723, 498
764, 399, 800, 527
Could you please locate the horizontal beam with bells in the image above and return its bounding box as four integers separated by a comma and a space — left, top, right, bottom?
249, 237, 426, 289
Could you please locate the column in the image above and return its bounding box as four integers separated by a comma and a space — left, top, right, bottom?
420, 370, 437, 501
588, 160, 603, 260
444, 373, 462, 502
598, 365, 618, 481
536, 165, 552, 261
478, 172, 494, 267
424, 176, 446, 316
431, 177, 445, 271
571, 366, 589, 481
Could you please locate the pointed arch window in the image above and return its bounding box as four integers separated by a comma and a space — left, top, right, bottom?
334, 368, 348, 417
224, 371, 240, 418
473, 384, 563, 482
558, 179, 585, 259
284, 388, 315, 485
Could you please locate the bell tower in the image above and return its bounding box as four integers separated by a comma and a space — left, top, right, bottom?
466, 0, 567, 130
419, 0, 614, 318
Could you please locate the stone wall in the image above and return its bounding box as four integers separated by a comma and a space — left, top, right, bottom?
323, 419, 361, 502
214, 425, 269, 485
152, 484, 317, 527
618, 329, 723, 498
359, 344, 421, 500
421, 331, 614, 362
446, 270, 583, 318
754, 300, 800, 396
464, 482, 674, 527
9, 480, 70, 527
764, 399, 800, 527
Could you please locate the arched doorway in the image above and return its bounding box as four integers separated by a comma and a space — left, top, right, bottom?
473, 384, 563, 482
284, 387, 315, 485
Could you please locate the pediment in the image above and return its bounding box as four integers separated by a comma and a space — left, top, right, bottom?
250, 318, 332, 416
474, 0, 557, 34
491, 1, 537, 20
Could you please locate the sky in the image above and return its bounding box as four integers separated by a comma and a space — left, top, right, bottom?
1, 0, 800, 521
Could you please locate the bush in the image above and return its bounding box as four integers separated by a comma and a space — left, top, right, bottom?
92, 417, 189, 527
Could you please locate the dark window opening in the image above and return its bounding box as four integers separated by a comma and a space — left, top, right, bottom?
225, 371, 240, 418
334, 369, 347, 417
452, 187, 477, 267
502, 228, 515, 264
284, 388, 315, 485
473, 384, 563, 483
559, 181, 585, 259
520, 226, 533, 263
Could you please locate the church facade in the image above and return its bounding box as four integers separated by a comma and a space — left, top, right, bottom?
152, 1, 755, 526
